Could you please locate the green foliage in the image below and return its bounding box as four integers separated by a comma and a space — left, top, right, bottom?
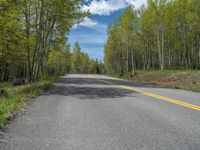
0, 0, 89, 82
104, 0, 200, 75
71, 42, 103, 74
0, 0, 25, 81
0, 77, 58, 127
71, 42, 82, 73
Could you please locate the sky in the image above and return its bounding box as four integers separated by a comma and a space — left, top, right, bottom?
69, 0, 147, 61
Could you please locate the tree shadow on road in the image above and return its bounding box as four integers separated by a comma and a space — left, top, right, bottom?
42, 85, 136, 99
41, 76, 159, 99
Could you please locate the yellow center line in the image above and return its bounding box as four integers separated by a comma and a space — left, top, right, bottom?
88, 75, 200, 111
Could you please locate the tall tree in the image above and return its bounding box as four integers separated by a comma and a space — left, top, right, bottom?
104, 0, 200, 75
71, 42, 82, 73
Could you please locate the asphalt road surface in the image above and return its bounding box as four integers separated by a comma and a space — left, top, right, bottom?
0, 74, 200, 150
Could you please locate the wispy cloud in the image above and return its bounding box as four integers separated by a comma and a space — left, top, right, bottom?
79, 17, 98, 27
73, 17, 97, 28
82, 0, 147, 16
73, 17, 107, 32
69, 24, 107, 61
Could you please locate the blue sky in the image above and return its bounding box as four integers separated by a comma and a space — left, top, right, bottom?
69, 0, 147, 61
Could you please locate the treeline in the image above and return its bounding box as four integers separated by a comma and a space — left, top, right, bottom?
0, 0, 92, 82
47, 41, 104, 76
104, 0, 200, 76
70, 42, 104, 74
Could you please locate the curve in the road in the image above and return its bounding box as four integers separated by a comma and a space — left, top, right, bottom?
89, 75, 200, 111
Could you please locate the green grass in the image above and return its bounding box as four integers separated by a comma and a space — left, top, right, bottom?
0, 77, 58, 127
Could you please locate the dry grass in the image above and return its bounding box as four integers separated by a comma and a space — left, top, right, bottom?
128, 70, 200, 92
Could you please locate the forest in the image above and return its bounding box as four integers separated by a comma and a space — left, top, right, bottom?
104, 0, 200, 76
2, 0, 200, 82
0, 0, 102, 83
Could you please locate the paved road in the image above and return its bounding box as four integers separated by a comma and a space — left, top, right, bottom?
0, 74, 200, 150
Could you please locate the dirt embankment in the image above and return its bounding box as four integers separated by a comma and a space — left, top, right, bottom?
129, 71, 200, 92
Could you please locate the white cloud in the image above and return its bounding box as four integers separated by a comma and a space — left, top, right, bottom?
79, 17, 98, 27
73, 17, 108, 32
75, 0, 147, 29
125, 0, 147, 9
82, 0, 126, 16
73, 17, 98, 28
82, 0, 147, 16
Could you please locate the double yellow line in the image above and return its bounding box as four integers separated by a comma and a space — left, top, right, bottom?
88, 75, 200, 111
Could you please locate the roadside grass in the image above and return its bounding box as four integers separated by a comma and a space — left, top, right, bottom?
125, 70, 200, 92
0, 77, 58, 127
